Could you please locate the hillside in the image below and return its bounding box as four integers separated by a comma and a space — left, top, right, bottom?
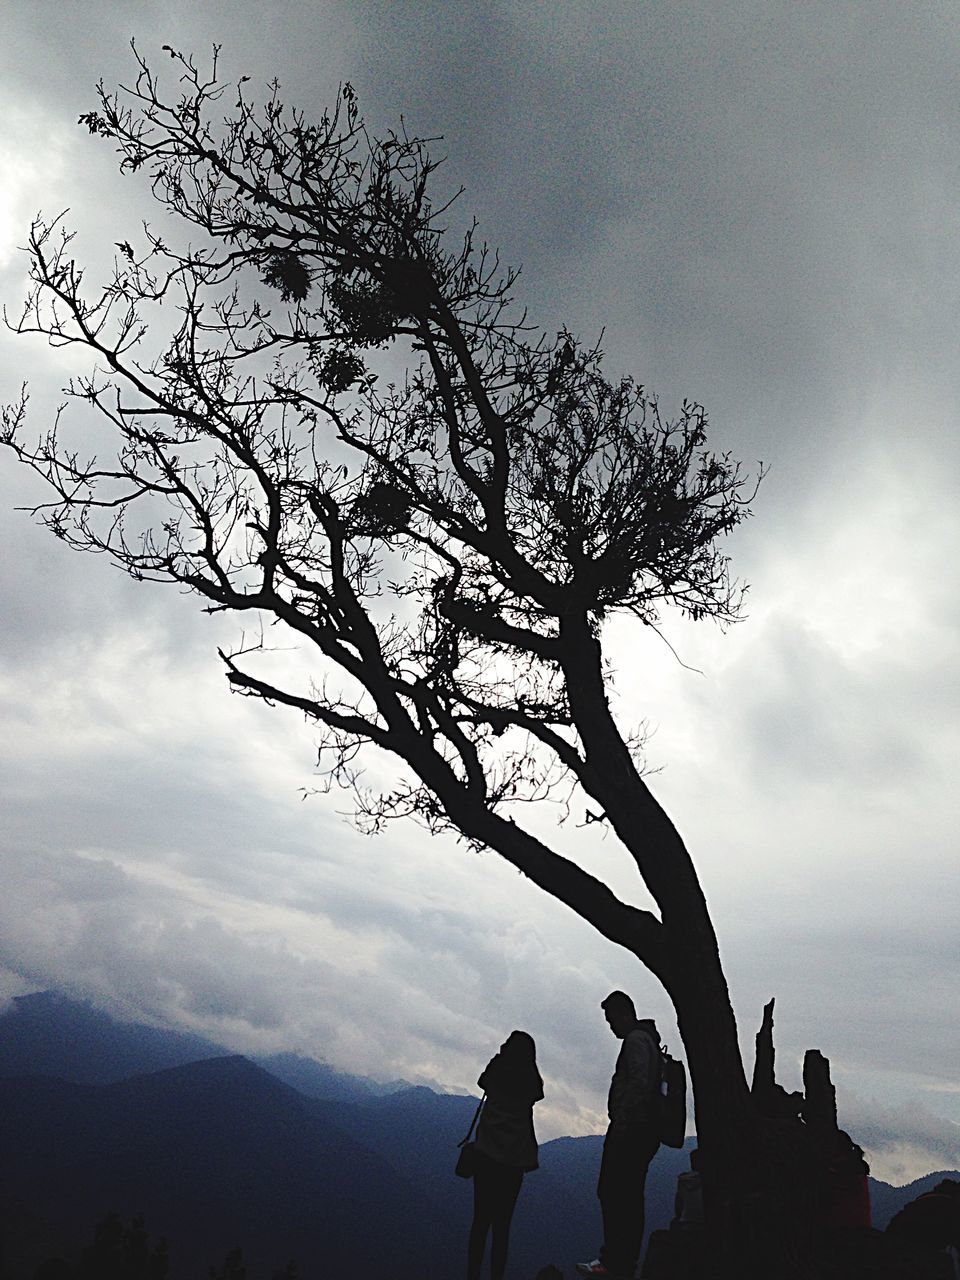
0, 1056, 455, 1279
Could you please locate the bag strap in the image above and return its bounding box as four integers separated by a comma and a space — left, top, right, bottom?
458, 1095, 485, 1148
638, 1028, 665, 1098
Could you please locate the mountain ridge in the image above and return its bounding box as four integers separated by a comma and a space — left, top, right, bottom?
0, 990, 406, 1101
1, 991, 955, 1279
0, 1051, 454, 1280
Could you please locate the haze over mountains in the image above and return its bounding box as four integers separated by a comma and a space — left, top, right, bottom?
0, 993, 954, 1279
0, 990, 404, 1102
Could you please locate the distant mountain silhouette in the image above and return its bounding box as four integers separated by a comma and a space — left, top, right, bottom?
310, 1084, 481, 1203
0, 991, 954, 1279
0, 1056, 456, 1280
0, 991, 402, 1101
0, 991, 222, 1083
257, 1049, 406, 1102
869, 1170, 960, 1231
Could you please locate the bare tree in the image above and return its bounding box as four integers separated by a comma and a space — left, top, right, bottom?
4, 45, 769, 1243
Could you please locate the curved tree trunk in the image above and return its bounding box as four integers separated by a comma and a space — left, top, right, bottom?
558, 618, 761, 1218
664, 942, 759, 1263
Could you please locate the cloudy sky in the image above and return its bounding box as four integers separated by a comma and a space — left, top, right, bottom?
1, 1, 958, 1185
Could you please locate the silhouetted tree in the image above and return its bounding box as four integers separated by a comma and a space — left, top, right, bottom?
269, 1265, 298, 1280
205, 1253, 301, 1280
4, 43, 781, 1260
75, 1214, 167, 1280
208, 1247, 245, 1280
32, 1262, 72, 1280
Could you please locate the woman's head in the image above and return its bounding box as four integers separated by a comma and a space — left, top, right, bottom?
486, 1028, 543, 1102
501, 1029, 537, 1063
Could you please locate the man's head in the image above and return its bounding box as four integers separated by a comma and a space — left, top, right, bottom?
601, 990, 637, 1039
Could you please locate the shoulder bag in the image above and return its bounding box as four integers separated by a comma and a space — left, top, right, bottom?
454, 1095, 485, 1178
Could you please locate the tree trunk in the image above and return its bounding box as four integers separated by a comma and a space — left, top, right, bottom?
658, 926, 760, 1266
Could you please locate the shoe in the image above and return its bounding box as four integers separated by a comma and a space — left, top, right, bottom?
575, 1263, 612, 1278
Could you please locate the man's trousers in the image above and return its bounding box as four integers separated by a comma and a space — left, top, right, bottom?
597, 1122, 660, 1277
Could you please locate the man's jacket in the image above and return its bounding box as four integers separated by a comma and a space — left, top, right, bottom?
607, 1019, 660, 1126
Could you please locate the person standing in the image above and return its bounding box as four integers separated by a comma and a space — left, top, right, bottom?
577, 991, 662, 1280
467, 1029, 543, 1280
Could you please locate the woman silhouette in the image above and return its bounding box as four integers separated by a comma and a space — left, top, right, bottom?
467, 1030, 543, 1280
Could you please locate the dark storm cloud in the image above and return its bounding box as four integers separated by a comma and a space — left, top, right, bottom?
7, 0, 960, 477
346, 2, 629, 269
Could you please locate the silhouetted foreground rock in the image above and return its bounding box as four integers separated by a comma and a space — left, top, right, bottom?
632, 1001, 959, 1278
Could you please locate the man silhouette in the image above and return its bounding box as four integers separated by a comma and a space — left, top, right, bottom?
577, 991, 661, 1279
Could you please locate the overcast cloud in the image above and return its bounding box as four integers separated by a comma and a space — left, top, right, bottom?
1, 1, 958, 1185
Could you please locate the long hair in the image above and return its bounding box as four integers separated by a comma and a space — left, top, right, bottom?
480, 1029, 544, 1102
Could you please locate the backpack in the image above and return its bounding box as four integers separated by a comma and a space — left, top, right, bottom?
656, 1043, 687, 1149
